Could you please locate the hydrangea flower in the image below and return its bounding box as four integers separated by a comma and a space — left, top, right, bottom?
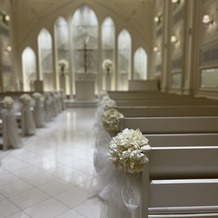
108, 128, 149, 175
101, 108, 124, 132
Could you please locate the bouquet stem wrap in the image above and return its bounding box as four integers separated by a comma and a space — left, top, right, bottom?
94, 129, 148, 218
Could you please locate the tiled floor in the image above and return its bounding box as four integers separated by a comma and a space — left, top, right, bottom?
0, 107, 103, 218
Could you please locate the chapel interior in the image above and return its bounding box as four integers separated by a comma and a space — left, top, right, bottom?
0, 0, 218, 218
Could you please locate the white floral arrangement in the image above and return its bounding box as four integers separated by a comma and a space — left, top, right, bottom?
101, 96, 116, 110
108, 128, 149, 175
20, 94, 32, 105
58, 59, 69, 71
3, 96, 14, 109
102, 59, 113, 72
99, 90, 108, 100
101, 108, 124, 132
32, 92, 42, 99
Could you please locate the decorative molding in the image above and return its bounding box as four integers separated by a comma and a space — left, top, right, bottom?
172, 57, 182, 70
155, 64, 162, 72
2, 64, 11, 72
0, 25, 9, 36
202, 0, 214, 7
173, 7, 183, 25
156, 26, 162, 37
201, 45, 218, 66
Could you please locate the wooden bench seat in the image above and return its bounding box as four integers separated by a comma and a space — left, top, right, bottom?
140, 146, 218, 217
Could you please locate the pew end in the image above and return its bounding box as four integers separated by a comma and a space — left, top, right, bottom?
141, 146, 218, 218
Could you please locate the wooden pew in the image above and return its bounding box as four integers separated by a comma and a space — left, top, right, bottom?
107, 91, 187, 99
117, 105, 218, 117
115, 98, 218, 106
119, 116, 218, 134
146, 133, 218, 147
140, 145, 218, 217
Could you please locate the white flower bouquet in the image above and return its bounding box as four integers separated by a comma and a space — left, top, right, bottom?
102, 59, 113, 72
99, 90, 108, 99
102, 97, 117, 110
101, 108, 124, 132
58, 59, 69, 70
32, 92, 42, 99
20, 94, 32, 105
108, 128, 149, 175
3, 96, 14, 109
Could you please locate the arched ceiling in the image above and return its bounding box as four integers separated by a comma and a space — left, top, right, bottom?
11, 0, 153, 25
10, 0, 154, 50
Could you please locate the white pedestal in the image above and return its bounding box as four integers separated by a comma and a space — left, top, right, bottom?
106, 74, 111, 91
75, 80, 95, 100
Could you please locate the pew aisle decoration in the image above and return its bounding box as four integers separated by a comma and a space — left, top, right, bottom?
20, 93, 32, 105
20, 94, 35, 136
32, 92, 44, 128
101, 108, 123, 136
96, 128, 149, 218
2, 96, 21, 150
94, 91, 117, 134
3, 96, 14, 109
43, 92, 52, 121
32, 92, 42, 100
108, 128, 149, 175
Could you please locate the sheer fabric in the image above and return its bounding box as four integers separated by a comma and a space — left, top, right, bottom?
20, 102, 35, 136
43, 92, 52, 122
94, 130, 141, 218
32, 97, 45, 128
2, 108, 21, 150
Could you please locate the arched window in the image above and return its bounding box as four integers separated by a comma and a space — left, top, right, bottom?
55, 17, 70, 94
101, 17, 115, 90
72, 6, 98, 74
118, 29, 131, 90
22, 47, 36, 91
134, 47, 147, 80
38, 28, 54, 91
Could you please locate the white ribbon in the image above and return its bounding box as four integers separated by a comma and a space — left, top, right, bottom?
94, 130, 141, 218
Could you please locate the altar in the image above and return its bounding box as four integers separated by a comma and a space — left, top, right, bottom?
75, 73, 96, 101
74, 37, 97, 101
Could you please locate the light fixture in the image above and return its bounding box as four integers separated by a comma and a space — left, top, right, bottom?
170, 35, 178, 43
154, 15, 161, 24
202, 14, 214, 25
171, 0, 180, 3
153, 46, 159, 52
5, 46, 12, 52
4, 15, 10, 22
0, 11, 10, 24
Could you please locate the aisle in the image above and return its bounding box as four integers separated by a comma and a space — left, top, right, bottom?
0, 108, 103, 218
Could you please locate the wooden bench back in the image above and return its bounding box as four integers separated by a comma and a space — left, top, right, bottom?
116, 98, 218, 106
117, 105, 218, 117
140, 146, 218, 217
119, 116, 218, 134
144, 146, 218, 180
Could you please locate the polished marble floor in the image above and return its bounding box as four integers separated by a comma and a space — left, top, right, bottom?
0, 107, 103, 218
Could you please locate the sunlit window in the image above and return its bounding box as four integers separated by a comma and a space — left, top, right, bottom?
22, 47, 36, 91
118, 29, 131, 90
101, 17, 115, 90
55, 17, 70, 94
134, 47, 147, 80
38, 28, 54, 91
